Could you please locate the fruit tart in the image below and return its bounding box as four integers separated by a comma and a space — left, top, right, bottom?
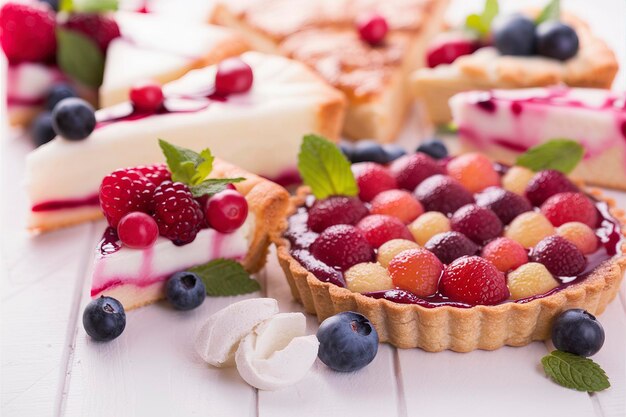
274, 136, 626, 351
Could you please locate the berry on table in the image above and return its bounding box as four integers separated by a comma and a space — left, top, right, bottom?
377, 239, 420, 268
505, 212, 555, 248
551, 309, 604, 357
356, 13, 388, 45
310, 224, 374, 271
51, 98, 96, 140
531, 235, 586, 276
481, 237, 528, 272
502, 166, 534, 195
447, 153, 500, 193
556, 222, 598, 255
506, 262, 558, 300
46, 84, 77, 111
491, 14, 536, 56
352, 162, 398, 202
215, 58, 254, 95
166, 271, 206, 310
370, 189, 424, 224
117, 211, 159, 249
408, 211, 451, 246
152, 181, 205, 245
205, 189, 249, 233
345, 262, 394, 293
30, 111, 56, 147
130, 80, 164, 112
475, 186, 532, 225
388, 248, 443, 297
535, 21, 579, 61
99, 168, 156, 227
525, 169, 578, 206
307, 196, 368, 233
356, 214, 414, 248
439, 256, 509, 306
0, 2, 56, 63
414, 175, 474, 215
83, 296, 126, 341
425, 231, 478, 265
390, 153, 445, 192
540, 192, 598, 228
416, 139, 448, 160
64, 13, 121, 52
450, 204, 503, 245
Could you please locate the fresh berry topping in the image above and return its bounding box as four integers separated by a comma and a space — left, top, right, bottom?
292, 249, 345, 287
502, 166, 535, 195
426, 36, 480, 68
316, 311, 379, 372
117, 212, 159, 249
356, 13, 388, 45
556, 222, 598, 255
377, 239, 420, 268
535, 21, 579, 61
439, 256, 509, 306
165, 271, 206, 310
356, 214, 414, 248
64, 13, 121, 52
416, 139, 448, 160
345, 262, 394, 293
425, 231, 478, 264
551, 309, 604, 357
310, 225, 374, 271
390, 153, 445, 191
82, 296, 126, 341
507, 262, 557, 300
370, 189, 424, 224
408, 211, 451, 245
339, 141, 355, 162
352, 162, 397, 202
388, 248, 443, 297
129, 80, 164, 112
99, 168, 156, 227
152, 181, 204, 245
450, 204, 503, 245
491, 14, 536, 56
0, 2, 56, 64
46, 83, 77, 111
481, 237, 528, 272
525, 170, 578, 206
215, 58, 253, 95
414, 175, 474, 215
505, 212, 555, 248
51, 98, 96, 140
30, 111, 56, 147
136, 164, 171, 186
350, 140, 387, 163
205, 189, 249, 233
307, 196, 368, 233
540, 192, 598, 228
531, 235, 587, 276
447, 153, 500, 193
475, 186, 532, 225
383, 144, 407, 162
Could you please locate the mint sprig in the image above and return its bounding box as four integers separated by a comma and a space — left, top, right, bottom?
60, 0, 118, 12
465, 0, 499, 37
190, 259, 260, 296
56, 28, 105, 87
297, 134, 358, 199
515, 139, 584, 174
190, 178, 245, 198
536, 0, 561, 24
541, 350, 610, 392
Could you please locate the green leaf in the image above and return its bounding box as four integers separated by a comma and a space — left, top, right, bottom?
192, 149, 215, 185
70, 0, 118, 12
536, 0, 561, 24
158, 139, 209, 185
515, 139, 584, 174
56, 28, 105, 87
436, 122, 458, 135
190, 259, 260, 296
465, 0, 499, 36
190, 178, 245, 198
59, 0, 73, 12
541, 351, 610, 392
297, 134, 358, 199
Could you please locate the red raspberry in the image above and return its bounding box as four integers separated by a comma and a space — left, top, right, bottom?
352, 162, 397, 202
152, 181, 204, 246
64, 13, 121, 52
0, 2, 56, 64
481, 237, 528, 272
389, 153, 445, 192
310, 225, 374, 271
450, 204, 503, 244
370, 189, 424, 224
414, 175, 474, 215
356, 214, 414, 248
424, 231, 478, 264
475, 186, 532, 225
439, 256, 509, 305
540, 192, 598, 228
307, 196, 368, 233
99, 168, 156, 228
530, 235, 586, 276
136, 164, 171, 186
525, 170, 578, 206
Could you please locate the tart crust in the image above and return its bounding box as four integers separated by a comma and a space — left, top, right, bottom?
273, 188, 626, 352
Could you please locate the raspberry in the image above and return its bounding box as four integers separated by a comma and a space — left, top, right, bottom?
556, 222, 598, 255
307, 196, 368, 233
447, 153, 500, 193
389, 153, 445, 192
439, 256, 509, 305
377, 239, 420, 267
64, 13, 121, 52
370, 189, 424, 224
540, 192, 598, 228
481, 237, 528, 272
531, 235, 586, 276
388, 248, 444, 297
425, 231, 478, 264
505, 212, 555, 248
152, 181, 204, 246
99, 168, 156, 227
408, 211, 451, 245
507, 262, 558, 300
502, 166, 534, 195
414, 175, 474, 215
0, 2, 56, 63
345, 262, 394, 293
352, 162, 398, 202
310, 224, 374, 271
525, 170, 578, 206
450, 204, 503, 245
136, 164, 171, 186
356, 214, 414, 248
475, 186, 532, 225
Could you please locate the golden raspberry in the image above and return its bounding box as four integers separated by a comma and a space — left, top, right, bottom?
377, 239, 420, 267
409, 211, 451, 245
507, 262, 558, 300
505, 212, 555, 248
345, 262, 394, 293
502, 166, 535, 195
556, 221, 598, 255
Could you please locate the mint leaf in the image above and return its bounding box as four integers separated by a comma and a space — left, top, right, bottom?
190, 178, 245, 198
536, 0, 560, 24
59, 0, 73, 12
64, 0, 118, 12
515, 139, 584, 174
56, 28, 105, 87
465, 0, 499, 36
158, 139, 216, 185
193, 149, 215, 185
297, 134, 358, 199
541, 351, 610, 392
190, 259, 260, 296
436, 122, 458, 135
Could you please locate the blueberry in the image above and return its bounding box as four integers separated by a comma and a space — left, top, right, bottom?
352, 140, 388, 164
51, 98, 96, 140
339, 141, 355, 162
492, 14, 536, 56
38, 0, 59, 11
316, 311, 378, 372
552, 309, 604, 357
416, 139, 448, 159
535, 21, 579, 61
30, 112, 56, 147
46, 83, 77, 111
83, 296, 126, 341
383, 144, 407, 162
166, 271, 206, 310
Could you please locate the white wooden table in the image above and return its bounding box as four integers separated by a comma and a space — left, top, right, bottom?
2, 1, 625, 416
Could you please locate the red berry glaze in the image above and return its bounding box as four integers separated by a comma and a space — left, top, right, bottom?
481, 237, 528, 272
152, 181, 204, 245
205, 189, 249, 233
390, 153, 445, 192
370, 189, 424, 224
0, 2, 56, 63
450, 204, 503, 244
310, 225, 374, 271
307, 196, 368, 233
352, 162, 398, 202
215, 58, 253, 95
426, 36, 480, 68
439, 256, 509, 305
525, 170, 578, 206
475, 186, 532, 225
136, 164, 171, 186
531, 235, 586, 276
540, 192, 598, 228
99, 168, 156, 228
356, 13, 388, 45
425, 231, 478, 265
130, 80, 164, 112
117, 212, 159, 249
64, 13, 121, 52
414, 175, 474, 215
356, 214, 414, 248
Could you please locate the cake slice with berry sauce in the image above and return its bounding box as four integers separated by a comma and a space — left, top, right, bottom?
274, 136, 626, 351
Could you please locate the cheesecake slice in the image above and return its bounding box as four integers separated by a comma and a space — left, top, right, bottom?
25, 52, 345, 232
450, 87, 626, 190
